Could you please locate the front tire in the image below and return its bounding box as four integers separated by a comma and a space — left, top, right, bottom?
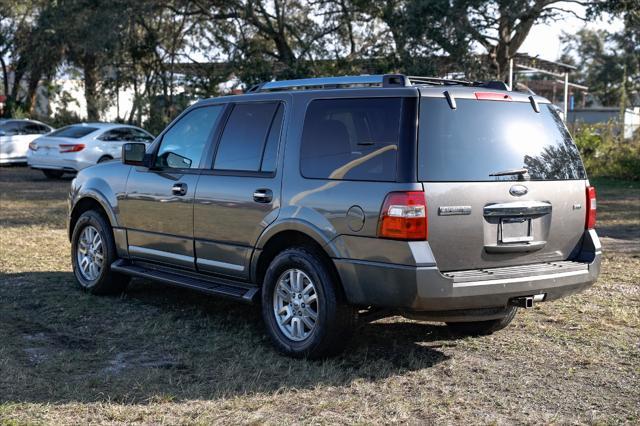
261, 247, 356, 359
446, 306, 518, 336
42, 169, 64, 179
71, 210, 129, 295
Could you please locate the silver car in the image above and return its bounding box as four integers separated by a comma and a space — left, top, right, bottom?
67, 75, 601, 358
0, 119, 53, 164
27, 122, 154, 178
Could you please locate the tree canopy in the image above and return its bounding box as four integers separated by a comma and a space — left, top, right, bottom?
0, 0, 636, 132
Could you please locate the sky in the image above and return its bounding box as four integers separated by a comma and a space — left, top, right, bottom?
518, 4, 624, 61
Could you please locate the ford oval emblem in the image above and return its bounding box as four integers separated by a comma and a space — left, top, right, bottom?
509, 184, 528, 197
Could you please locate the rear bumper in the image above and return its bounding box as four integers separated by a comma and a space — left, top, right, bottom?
334, 230, 601, 312
27, 155, 91, 172
0, 156, 27, 164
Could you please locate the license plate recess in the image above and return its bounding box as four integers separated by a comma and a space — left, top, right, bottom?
500, 217, 533, 243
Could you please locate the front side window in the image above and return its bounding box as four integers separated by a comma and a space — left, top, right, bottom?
155, 105, 223, 169
0, 121, 20, 136
213, 102, 281, 172
300, 98, 402, 181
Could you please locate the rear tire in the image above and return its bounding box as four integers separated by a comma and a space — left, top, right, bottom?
446, 306, 518, 336
261, 247, 356, 359
71, 210, 129, 295
42, 169, 64, 179
97, 156, 112, 164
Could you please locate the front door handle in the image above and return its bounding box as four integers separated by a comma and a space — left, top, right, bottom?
253, 188, 273, 203
172, 183, 188, 196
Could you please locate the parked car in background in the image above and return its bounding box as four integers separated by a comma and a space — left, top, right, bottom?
0, 119, 53, 165
27, 123, 154, 178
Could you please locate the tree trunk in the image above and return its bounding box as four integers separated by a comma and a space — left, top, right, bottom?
83, 53, 100, 121
0, 56, 8, 117
25, 74, 40, 115
1, 56, 8, 97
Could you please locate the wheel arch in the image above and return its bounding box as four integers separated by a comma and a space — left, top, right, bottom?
68, 195, 115, 241
251, 226, 346, 300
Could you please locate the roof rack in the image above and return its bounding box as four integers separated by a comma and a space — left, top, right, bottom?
249, 74, 509, 93
254, 74, 408, 92
407, 76, 473, 86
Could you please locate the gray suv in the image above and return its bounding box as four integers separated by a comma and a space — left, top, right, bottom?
68, 74, 601, 358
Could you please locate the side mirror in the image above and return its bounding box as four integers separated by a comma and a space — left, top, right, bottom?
122, 143, 149, 166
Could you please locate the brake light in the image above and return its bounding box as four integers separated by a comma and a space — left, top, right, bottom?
59, 144, 85, 153
474, 92, 512, 101
586, 186, 596, 229
28, 142, 38, 151
378, 192, 427, 240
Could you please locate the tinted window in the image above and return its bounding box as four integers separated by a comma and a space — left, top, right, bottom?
23, 122, 50, 134
214, 102, 279, 172
260, 104, 284, 173
418, 99, 586, 181
129, 128, 154, 142
155, 105, 223, 169
300, 98, 401, 181
49, 125, 99, 139
0, 121, 21, 135
100, 128, 129, 141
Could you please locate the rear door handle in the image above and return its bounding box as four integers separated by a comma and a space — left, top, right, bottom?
253, 188, 273, 203
172, 183, 188, 196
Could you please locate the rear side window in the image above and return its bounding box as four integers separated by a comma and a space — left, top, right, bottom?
300, 98, 401, 181
418, 99, 586, 181
129, 128, 154, 142
260, 104, 284, 173
214, 102, 281, 172
100, 128, 130, 141
49, 125, 98, 139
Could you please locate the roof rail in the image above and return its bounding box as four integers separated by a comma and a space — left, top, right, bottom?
249, 74, 510, 93
408, 76, 510, 91
407, 76, 474, 86
254, 74, 408, 92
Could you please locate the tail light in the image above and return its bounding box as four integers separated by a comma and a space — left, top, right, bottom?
378, 191, 427, 240
59, 144, 85, 153
28, 142, 38, 151
586, 186, 596, 229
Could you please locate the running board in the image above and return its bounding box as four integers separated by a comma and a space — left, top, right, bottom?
110, 259, 259, 303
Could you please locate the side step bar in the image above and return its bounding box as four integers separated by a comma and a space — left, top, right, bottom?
111, 259, 260, 303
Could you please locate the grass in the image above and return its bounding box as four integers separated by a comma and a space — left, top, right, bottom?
1, 166, 639, 424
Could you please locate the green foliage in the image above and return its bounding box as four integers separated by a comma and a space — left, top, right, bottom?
10, 105, 29, 119
572, 122, 640, 180
561, 28, 639, 108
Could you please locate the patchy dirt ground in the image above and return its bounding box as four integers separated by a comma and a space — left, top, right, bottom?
1, 167, 639, 425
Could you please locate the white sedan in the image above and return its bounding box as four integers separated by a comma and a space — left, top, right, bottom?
27, 123, 154, 178
0, 119, 54, 165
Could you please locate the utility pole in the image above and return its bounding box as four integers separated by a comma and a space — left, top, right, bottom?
563, 71, 569, 119
508, 58, 513, 91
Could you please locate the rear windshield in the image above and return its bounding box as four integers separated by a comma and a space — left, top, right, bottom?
49, 125, 98, 139
418, 98, 586, 181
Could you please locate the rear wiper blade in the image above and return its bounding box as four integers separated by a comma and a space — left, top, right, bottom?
489, 168, 529, 177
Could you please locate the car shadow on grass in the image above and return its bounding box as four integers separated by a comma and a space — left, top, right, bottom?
1, 271, 454, 404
